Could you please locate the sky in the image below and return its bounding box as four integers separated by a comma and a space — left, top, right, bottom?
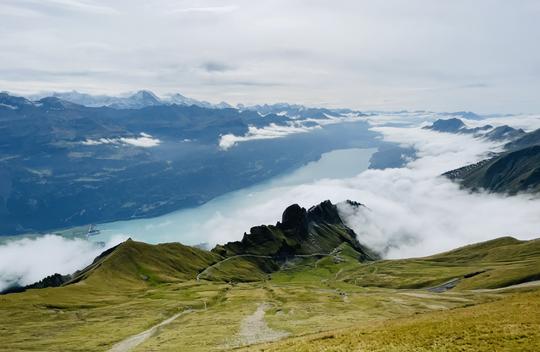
0, 0, 539, 113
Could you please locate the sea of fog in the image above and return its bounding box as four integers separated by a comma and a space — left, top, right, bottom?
92, 148, 376, 246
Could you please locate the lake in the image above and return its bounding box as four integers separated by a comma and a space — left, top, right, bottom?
93, 147, 376, 246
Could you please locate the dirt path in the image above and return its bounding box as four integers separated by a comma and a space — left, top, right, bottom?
108, 310, 193, 352
399, 292, 472, 302
196, 255, 272, 281
426, 278, 460, 293
197, 253, 333, 281
473, 280, 540, 292
237, 303, 289, 346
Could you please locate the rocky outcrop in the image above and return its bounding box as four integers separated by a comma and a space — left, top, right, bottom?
0, 273, 71, 295
212, 200, 378, 261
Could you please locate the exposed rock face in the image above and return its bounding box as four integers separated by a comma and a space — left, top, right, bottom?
280, 204, 308, 234
0, 273, 71, 295
212, 200, 378, 261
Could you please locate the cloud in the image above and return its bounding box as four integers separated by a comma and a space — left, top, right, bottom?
0, 3, 43, 17
219, 123, 319, 150
219, 113, 369, 150
170, 6, 237, 14
120, 135, 161, 147
201, 61, 235, 73
7, 0, 118, 15
0, 235, 126, 291
82, 133, 161, 147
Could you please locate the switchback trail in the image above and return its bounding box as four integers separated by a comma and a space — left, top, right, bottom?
196, 252, 334, 281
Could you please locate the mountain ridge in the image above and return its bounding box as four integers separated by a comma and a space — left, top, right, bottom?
444, 145, 540, 194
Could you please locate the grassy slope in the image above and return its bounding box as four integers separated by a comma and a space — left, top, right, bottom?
0, 237, 539, 351
249, 289, 540, 352
338, 237, 540, 290
71, 239, 222, 288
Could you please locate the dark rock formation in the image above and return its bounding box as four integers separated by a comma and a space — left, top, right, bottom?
212, 200, 378, 261
0, 273, 71, 295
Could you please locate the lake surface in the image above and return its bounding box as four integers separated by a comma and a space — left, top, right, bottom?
93, 147, 376, 246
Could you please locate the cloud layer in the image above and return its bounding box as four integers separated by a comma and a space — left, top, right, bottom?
219, 123, 319, 150
82, 133, 161, 147
0, 235, 126, 291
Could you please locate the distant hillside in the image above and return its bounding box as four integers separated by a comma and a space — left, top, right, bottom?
444, 145, 540, 194
369, 144, 416, 169
423, 118, 525, 141
505, 127, 540, 151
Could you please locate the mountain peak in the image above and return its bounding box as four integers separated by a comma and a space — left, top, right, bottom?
131, 90, 159, 100
212, 200, 378, 261
425, 118, 466, 133
0, 92, 33, 109
127, 90, 161, 105
280, 204, 307, 231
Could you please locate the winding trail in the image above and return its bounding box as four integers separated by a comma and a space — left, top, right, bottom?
108, 310, 193, 352
197, 253, 333, 281
473, 280, 540, 292
196, 255, 273, 281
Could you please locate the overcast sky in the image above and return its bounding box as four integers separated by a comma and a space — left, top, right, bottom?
1, 0, 539, 112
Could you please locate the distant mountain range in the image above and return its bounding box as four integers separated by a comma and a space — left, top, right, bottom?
25, 90, 356, 119
424, 117, 526, 141
27, 90, 233, 110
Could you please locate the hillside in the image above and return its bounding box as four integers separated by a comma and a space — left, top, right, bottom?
1, 200, 539, 351
249, 289, 540, 352
68, 240, 222, 288
505, 127, 540, 150
444, 145, 540, 194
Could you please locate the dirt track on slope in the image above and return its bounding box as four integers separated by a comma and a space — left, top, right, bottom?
108, 310, 193, 352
